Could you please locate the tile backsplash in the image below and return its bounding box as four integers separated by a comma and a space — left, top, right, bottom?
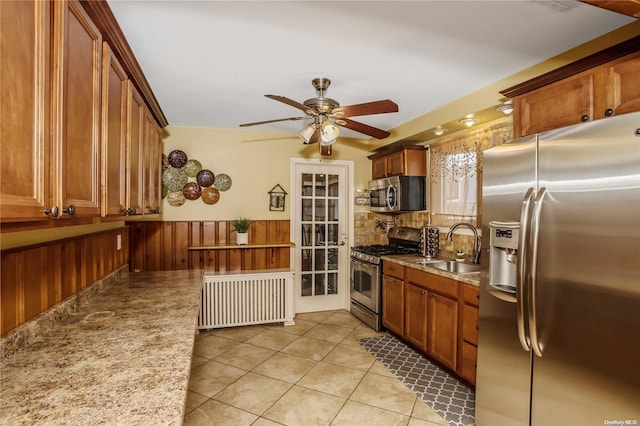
354, 211, 478, 261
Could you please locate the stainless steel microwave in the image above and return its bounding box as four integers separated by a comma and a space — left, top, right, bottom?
368, 175, 426, 213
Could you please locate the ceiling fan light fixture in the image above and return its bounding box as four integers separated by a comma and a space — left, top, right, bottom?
458, 117, 478, 127
299, 123, 316, 144
321, 120, 340, 145
496, 101, 513, 115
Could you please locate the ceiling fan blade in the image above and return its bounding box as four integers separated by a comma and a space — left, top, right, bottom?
338, 118, 390, 139
265, 95, 318, 116
331, 99, 398, 118
239, 116, 307, 127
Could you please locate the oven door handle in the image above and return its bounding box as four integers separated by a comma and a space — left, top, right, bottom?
350, 257, 378, 270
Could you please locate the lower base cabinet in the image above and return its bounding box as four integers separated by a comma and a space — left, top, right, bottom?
383, 261, 479, 387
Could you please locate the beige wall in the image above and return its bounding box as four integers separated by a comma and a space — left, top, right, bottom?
160, 126, 374, 221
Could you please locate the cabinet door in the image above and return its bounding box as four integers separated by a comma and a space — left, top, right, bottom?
372, 157, 387, 179
101, 42, 127, 217
595, 51, 640, 119
382, 275, 404, 335
143, 110, 161, 214
428, 292, 458, 370
405, 283, 427, 351
514, 73, 594, 137
0, 0, 50, 220
462, 303, 478, 345
459, 341, 477, 385
386, 151, 405, 176
51, 0, 102, 218
126, 81, 145, 215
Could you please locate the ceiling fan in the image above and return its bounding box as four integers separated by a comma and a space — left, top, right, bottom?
239, 78, 398, 151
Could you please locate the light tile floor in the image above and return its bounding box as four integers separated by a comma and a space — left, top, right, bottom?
184, 310, 456, 425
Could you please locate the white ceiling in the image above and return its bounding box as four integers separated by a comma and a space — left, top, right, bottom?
107, 0, 634, 140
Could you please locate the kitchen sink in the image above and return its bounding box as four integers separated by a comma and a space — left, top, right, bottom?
426, 261, 481, 274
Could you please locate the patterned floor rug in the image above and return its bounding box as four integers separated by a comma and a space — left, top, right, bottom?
359, 334, 475, 426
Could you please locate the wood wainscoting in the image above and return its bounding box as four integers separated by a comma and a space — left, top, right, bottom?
1, 227, 129, 336
127, 220, 291, 272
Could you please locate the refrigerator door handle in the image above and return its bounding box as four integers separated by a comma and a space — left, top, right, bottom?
517, 187, 535, 352
529, 187, 547, 357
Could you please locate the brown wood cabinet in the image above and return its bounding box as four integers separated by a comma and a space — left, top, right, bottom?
369, 146, 427, 179
51, 0, 102, 218
458, 283, 479, 385
512, 50, 640, 138
144, 110, 162, 214
1, 0, 163, 224
0, 0, 51, 221
126, 81, 145, 216
381, 259, 480, 386
404, 282, 427, 350
405, 267, 459, 371
101, 42, 128, 217
382, 261, 405, 336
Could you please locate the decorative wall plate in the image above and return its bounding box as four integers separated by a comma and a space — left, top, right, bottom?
183, 159, 202, 177
213, 173, 232, 191
196, 169, 215, 187
167, 191, 186, 207
182, 182, 202, 200
162, 167, 188, 192
201, 187, 220, 205
167, 149, 188, 168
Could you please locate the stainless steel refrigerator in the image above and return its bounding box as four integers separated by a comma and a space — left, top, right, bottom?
476, 112, 640, 425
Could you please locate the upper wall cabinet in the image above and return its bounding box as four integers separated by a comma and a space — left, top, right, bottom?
126, 82, 145, 216
505, 38, 640, 138
144, 110, 162, 215
51, 0, 103, 219
101, 42, 128, 217
1, 0, 165, 224
0, 0, 51, 221
368, 146, 427, 179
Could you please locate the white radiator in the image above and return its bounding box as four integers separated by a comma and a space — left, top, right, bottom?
198, 270, 295, 330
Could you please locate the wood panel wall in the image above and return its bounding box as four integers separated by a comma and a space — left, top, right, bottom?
127, 220, 291, 273
1, 227, 129, 335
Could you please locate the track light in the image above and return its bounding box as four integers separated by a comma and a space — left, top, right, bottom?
320, 120, 340, 146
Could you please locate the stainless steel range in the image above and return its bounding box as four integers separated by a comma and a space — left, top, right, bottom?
350, 226, 421, 331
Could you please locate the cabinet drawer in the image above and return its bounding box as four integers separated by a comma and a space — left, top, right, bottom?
383, 261, 404, 280
463, 283, 480, 307
462, 304, 479, 345
406, 268, 457, 298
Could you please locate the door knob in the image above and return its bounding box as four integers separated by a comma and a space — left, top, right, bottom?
62, 205, 76, 215
44, 206, 59, 218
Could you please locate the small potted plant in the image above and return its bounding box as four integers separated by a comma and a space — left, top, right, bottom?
232, 217, 251, 245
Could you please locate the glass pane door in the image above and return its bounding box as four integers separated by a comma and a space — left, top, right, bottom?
300, 172, 340, 298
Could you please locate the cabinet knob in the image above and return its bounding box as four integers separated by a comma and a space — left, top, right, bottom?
604, 108, 614, 117
580, 115, 589, 122
44, 206, 59, 218
62, 205, 76, 215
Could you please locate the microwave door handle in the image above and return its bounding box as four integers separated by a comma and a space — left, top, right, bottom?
517, 187, 535, 352
387, 186, 397, 209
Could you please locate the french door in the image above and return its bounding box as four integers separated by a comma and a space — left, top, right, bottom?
291, 159, 353, 313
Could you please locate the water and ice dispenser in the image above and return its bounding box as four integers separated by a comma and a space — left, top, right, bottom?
488, 221, 519, 296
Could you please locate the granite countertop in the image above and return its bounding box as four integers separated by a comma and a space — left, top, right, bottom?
382, 254, 480, 286
0, 269, 203, 426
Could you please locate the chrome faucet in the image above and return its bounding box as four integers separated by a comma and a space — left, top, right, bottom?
446, 222, 481, 264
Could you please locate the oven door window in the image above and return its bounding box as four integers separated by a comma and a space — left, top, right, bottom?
350, 259, 379, 311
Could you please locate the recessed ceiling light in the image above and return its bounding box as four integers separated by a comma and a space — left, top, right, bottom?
496, 101, 513, 115
458, 117, 478, 127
